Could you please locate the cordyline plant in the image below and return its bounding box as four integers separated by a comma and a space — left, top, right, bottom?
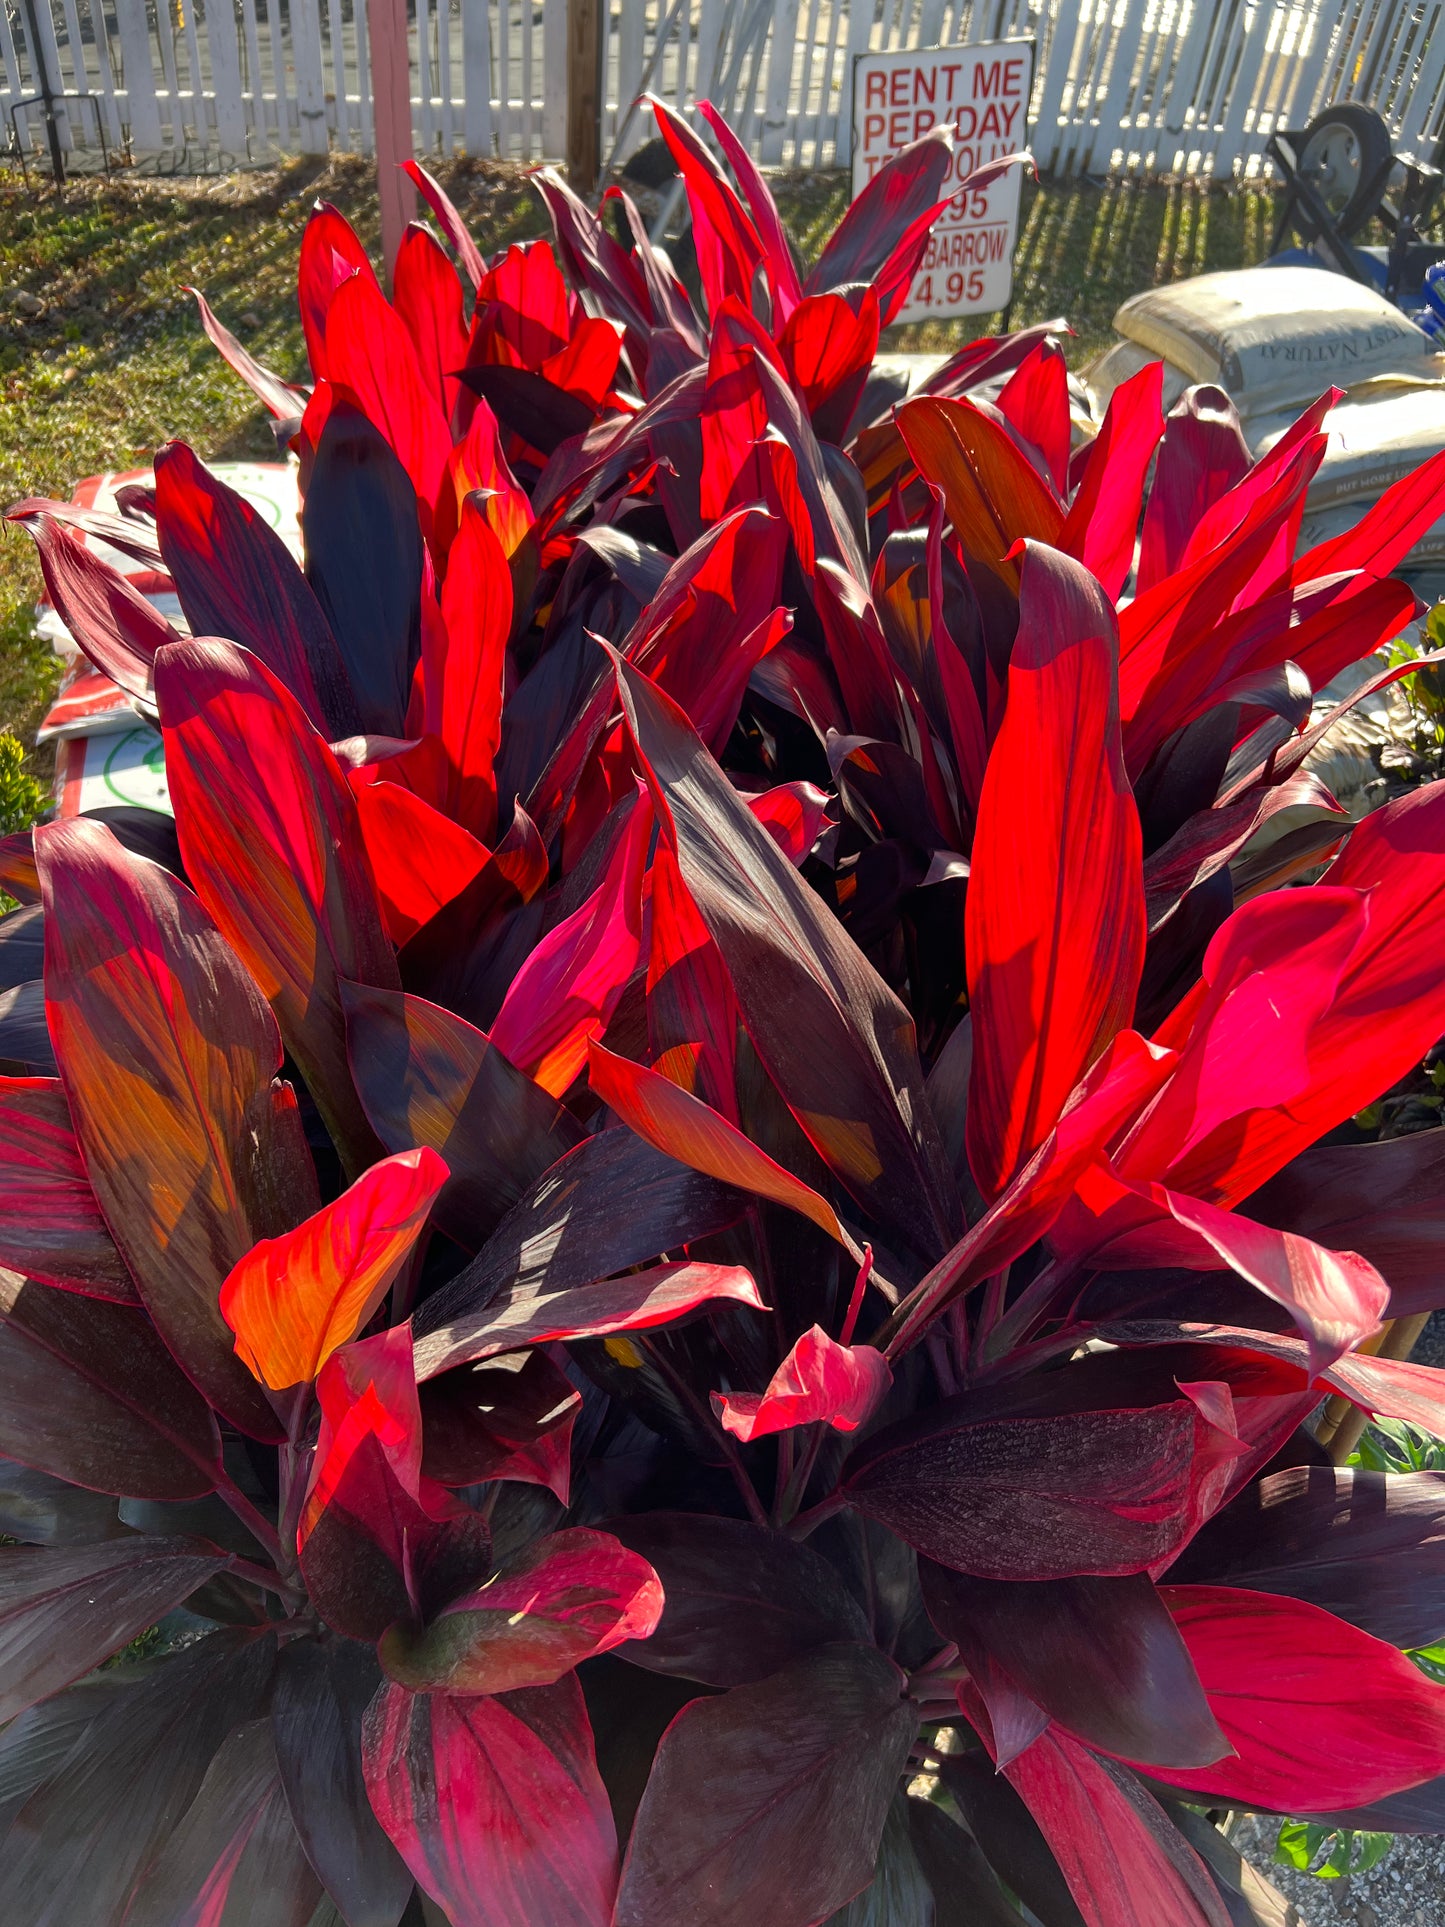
7, 97, 1445, 1927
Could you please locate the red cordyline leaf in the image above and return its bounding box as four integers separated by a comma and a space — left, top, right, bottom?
541, 314, 626, 410
806, 125, 953, 297
323, 270, 452, 533
298, 201, 379, 378
960, 1681, 1231, 1927
587, 1037, 857, 1253
490, 789, 653, 1097
698, 98, 804, 325
897, 395, 1065, 584
778, 291, 881, 443
155, 636, 399, 1177
996, 340, 1072, 494
649, 96, 765, 321
402, 158, 488, 288
474, 237, 575, 369
12, 512, 176, 698
1079, 785, 1445, 1221
713, 1325, 892, 1441
188, 285, 308, 419
748, 781, 830, 865
37, 816, 315, 1443
393, 221, 470, 423
413, 1260, 766, 1382
1058, 362, 1164, 600
699, 301, 779, 522
1137, 387, 1252, 592
428, 498, 511, 842
645, 836, 740, 1119
350, 775, 492, 948
363, 1675, 618, 1927
438, 396, 533, 559
1150, 1587, 1445, 1811
0, 1077, 135, 1302
379, 1525, 664, 1692
965, 542, 1145, 1201
222, 1146, 448, 1392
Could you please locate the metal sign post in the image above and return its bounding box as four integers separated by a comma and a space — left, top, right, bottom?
852, 39, 1034, 324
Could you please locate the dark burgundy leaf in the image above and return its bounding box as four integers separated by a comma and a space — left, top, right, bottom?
412, 1129, 748, 1377
806, 129, 952, 295
824, 1795, 934, 1927
905, 1795, 1030, 1927
1169, 1464, 1445, 1648
0, 1077, 136, 1301
419, 1349, 579, 1500
38, 814, 315, 1437
120, 1716, 321, 1927
154, 442, 358, 738
603, 1512, 871, 1685
458, 363, 597, 454
613, 1642, 918, 1927
614, 653, 959, 1262
273, 1636, 414, 1927
920, 1562, 1227, 1768
0, 1536, 228, 1722
0, 1274, 220, 1500
342, 981, 582, 1252
0, 1630, 275, 1926
302, 401, 424, 739
10, 513, 176, 699
0, 1462, 128, 1546
1245, 1130, 1445, 1319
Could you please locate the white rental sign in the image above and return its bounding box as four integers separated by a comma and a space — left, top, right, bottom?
852, 39, 1034, 323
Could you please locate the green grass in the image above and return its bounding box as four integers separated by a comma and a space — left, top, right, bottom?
0, 156, 1279, 770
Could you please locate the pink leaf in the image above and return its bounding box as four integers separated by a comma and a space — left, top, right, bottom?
713, 1324, 891, 1441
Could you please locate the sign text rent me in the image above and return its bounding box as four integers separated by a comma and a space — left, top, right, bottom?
852, 41, 1033, 321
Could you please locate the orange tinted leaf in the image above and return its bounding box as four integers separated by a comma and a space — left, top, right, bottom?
222, 1147, 449, 1391
897, 396, 1064, 583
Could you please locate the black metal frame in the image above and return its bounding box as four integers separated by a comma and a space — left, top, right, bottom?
8, 90, 112, 187
1268, 119, 1445, 302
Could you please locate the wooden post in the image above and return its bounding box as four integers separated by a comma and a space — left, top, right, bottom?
368, 0, 418, 286
567, 0, 602, 194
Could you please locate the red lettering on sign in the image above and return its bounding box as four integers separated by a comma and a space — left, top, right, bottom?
865, 72, 886, 107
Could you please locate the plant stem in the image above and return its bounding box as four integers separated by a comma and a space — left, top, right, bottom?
212, 1466, 285, 1570
228, 1556, 306, 1609
786, 1490, 846, 1539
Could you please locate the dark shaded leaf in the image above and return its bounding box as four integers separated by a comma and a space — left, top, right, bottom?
0, 1536, 228, 1722
302, 401, 424, 739
906, 1795, 1029, 1927
38, 816, 316, 1437
920, 1562, 1227, 1768
614, 1642, 918, 1927
413, 1129, 749, 1377
942, 1751, 1085, 1927
604, 1512, 871, 1685
9, 512, 175, 698
0, 1462, 127, 1545
420, 1349, 579, 1501
342, 981, 583, 1251
121, 1716, 321, 1927
363, 1674, 618, 1927
0, 1630, 275, 1927
0, 1076, 136, 1301
806, 128, 951, 294
273, 1636, 414, 1927
825, 1794, 934, 1927
154, 441, 358, 738
614, 652, 959, 1263
0, 1274, 220, 1499
457, 363, 596, 454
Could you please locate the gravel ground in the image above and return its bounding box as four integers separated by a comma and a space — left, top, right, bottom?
1233, 1814, 1441, 1927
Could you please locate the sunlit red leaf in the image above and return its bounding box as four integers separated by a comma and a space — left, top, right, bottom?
897, 395, 1064, 583
222, 1147, 448, 1392
965, 542, 1145, 1200
350, 776, 492, 948
323, 271, 452, 532
393, 221, 469, 422
713, 1325, 891, 1441
429, 496, 511, 841
155, 637, 400, 1175
1057, 362, 1164, 599
298, 202, 378, 377
996, 341, 1072, 494
490, 791, 652, 1097
1152, 1587, 1445, 1812
649, 96, 764, 320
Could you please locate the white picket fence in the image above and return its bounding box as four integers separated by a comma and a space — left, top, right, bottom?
4, 0, 1445, 178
